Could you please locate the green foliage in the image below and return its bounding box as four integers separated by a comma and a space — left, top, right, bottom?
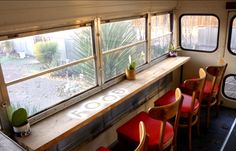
6, 105, 13, 122
33, 41, 58, 68
128, 62, 136, 70
169, 42, 180, 52
65, 28, 96, 84
128, 56, 136, 70
71, 21, 143, 81
11, 108, 28, 127
0, 40, 14, 54
101, 22, 137, 80
11, 102, 39, 116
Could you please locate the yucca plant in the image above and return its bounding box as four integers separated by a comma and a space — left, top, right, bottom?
72, 21, 138, 81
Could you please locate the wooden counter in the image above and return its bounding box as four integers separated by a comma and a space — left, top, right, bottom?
16, 56, 190, 151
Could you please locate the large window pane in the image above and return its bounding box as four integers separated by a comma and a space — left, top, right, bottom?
180, 15, 219, 51
7, 61, 96, 116
103, 43, 146, 81
0, 27, 93, 82
101, 18, 145, 52
1, 26, 97, 116
223, 75, 236, 100
151, 14, 171, 60
230, 17, 236, 54
101, 18, 146, 81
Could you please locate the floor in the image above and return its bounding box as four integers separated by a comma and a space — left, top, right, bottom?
110, 106, 236, 151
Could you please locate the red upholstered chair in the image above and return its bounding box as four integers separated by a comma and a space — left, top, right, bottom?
117, 88, 183, 151
155, 68, 206, 151
201, 62, 227, 128
97, 121, 149, 151
180, 60, 227, 128
96, 147, 110, 151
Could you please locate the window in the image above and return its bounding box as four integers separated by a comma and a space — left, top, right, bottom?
223, 75, 236, 100
0, 26, 96, 116
180, 15, 219, 52
0, 14, 173, 123
101, 18, 146, 81
151, 14, 171, 60
228, 16, 236, 55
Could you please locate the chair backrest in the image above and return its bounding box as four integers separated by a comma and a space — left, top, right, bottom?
134, 121, 149, 151
148, 88, 183, 151
184, 68, 206, 110
206, 61, 228, 97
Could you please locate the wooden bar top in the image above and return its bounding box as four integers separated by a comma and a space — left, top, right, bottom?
16, 56, 190, 151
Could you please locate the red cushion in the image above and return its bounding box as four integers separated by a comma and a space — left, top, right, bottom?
154, 90, 176, 106
154, 90, 199, 113
117, 112, 173, 149
181, 93, 199, 113
203, 80, 219, 95
96, 147, 110, 151
180, 80, 219, 97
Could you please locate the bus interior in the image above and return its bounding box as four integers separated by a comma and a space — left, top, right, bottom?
0, 1, 236, 151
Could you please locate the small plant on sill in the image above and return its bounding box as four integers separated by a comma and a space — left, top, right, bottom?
126, 55, 136, 80
169, 43, 180, 57
7, 107, 31, 137
128, 55, 136, 70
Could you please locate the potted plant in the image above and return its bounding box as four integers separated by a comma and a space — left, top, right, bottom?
8, 107, 31, 137
125, 55, 136, 80
169, 43, 180, 57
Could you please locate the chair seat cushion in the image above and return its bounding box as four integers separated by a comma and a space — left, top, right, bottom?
96, 147, 110, 151
203, 80, 219, 95
180, 80, 219, 97
117, 112, 174, 149
154, 90, 199, 113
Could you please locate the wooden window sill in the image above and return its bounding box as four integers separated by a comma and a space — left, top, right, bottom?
16, 56, 190, 151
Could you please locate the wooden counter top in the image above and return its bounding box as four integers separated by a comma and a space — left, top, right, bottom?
16, 56, 190, 151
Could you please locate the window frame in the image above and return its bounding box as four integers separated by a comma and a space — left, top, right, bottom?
179, 14, 220, 53
100, 15, 148, 83
150, 12, 173, 61
0, 21, 100, 124
222, 74, 236, 101
0, 12, 173, 127
227, 15, 236, 56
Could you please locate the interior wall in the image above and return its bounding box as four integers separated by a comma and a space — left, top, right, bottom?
0, 1, 177, 36
221, 11, 236, 108
175, 0, 227, 79
175, 0, 236, 108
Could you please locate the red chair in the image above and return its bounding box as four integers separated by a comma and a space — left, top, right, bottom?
117, 88, 183, 151
202, 62, 227, 128
180, 61, 227, 128
154, 68, 206, 151
97, 121, 149, 151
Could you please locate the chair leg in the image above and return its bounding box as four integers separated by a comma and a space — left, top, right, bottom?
206, 106, 210, 128
216, 97, 220, 117
173, 137, 177, 151
188, 125, 192, 151
216, 104, 220, 117
197, 116, 201, 137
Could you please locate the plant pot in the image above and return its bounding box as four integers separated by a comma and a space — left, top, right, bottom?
169, 51, 178, 57
13, 122, 31, 137
125, 69, 136, 80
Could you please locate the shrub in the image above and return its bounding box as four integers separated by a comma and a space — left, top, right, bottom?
33, 41, 58, 68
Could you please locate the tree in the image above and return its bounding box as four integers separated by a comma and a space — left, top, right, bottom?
33, 41, 58, 68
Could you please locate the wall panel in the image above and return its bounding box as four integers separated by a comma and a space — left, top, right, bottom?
0, 1, 177, 35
